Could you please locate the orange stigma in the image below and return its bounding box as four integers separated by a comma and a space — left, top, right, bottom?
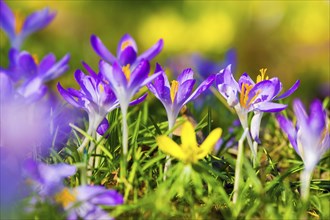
170, 80, 179, 103
14, 11, 24, 34
122, 64, 131, 81
121, 40, 133, 51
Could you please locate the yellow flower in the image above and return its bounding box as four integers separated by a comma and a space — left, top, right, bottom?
156, 121, 222, 164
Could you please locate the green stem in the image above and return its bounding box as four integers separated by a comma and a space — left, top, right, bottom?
233, 128, 248, 204
120, 105, 128, 182
163, 114, 176, 180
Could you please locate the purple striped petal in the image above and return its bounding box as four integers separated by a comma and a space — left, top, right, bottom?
216, 64, 239, 91
176, 79, 195, 105
0, 72, 14, 99
116, 33, 138, 57
57, 83, 82, 108
74, 70, 93, 100
218, 83, 239, 107
137, 39, 163, 63
0, 0, 15, 38
276, 114, 298, 153
90, 35, 117, 64
177, 68, 194, 84
269, 77, 282, 98
248, 80, 275, 105
22, 7, 56, 37
274, 80, 300, 100
238, 73, 255, 90
82, 61, 98, 79
254, 102, 287, 112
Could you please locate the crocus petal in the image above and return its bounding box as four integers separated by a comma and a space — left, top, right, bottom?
39, 53, 56, 73
18, 77, 43, 98
42, 53, 70, 82
293, 99, 308, 127
250, 112, 263, 143
197, 128, 222, 160
274, 80, 300, 100
82, 61, 98, 79
57, 83, 82, 108
129, 59, 150, 88
90, 34, 117, 64
276, 114, 299, 154
119, 47, 137, 66
183, 74, 215, 106
136, 39, 163, 64
129, 93, 148, 106
216, 65, 239, 91
156, 135, 186, 161
0, 0, 15, 38
269, 77, 282, 98
308, 99, 326, 134
218, 84, 239, 107
180, 121, 198, 150
247, 80, 275, 106
100, 60, 127, 90
116, 33, 138, 57
0, 72, 14, 99
18, 52, 38, 77
96, 118, 109, 136
254, 102, 287, 112
177, 68, 194, 85
90, 189, 124, 206
176, 79, 195, 105
238, 73, 255, 89
22, 7, 56, 37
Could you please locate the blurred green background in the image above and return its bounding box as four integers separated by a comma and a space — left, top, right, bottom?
1, 0, 329, 104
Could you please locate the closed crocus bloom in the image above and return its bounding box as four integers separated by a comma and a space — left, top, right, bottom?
156, 121, 222, 164
147, 64, 215, 130
91, 33, 163, 69
277, 99, 329, 201
0, 0, 56, 49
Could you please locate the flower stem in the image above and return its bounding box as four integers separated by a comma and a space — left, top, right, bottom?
300, 169, 312, 202
233, 128, 248, 204
163, 114, 176, 180
120, 105, 129, 181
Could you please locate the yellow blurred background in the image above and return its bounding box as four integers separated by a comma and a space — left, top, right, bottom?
1, 0, 329, 103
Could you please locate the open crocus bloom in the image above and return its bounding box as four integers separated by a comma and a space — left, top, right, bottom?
147, 64, 215, 129
55, 185, 124, 220
277, 99, 329, 172
216, 65, 299, 151
0, 0, 55, 49
156, 121, 222, 164
91, 33, 163, 69
57, 62, 147, 139
1, 49, 70, 101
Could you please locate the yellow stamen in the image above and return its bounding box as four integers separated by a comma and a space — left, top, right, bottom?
256, 68, 269, 83
98, 83, 104, 93
170, 80, 179, 103
122, 64, 131, 81
14, 11, 24, 34
32, 54, 39, 65
239, 83, 253, 108
54, 188, 76, 208
121, 40, 133, 51
247, 90, 261, 107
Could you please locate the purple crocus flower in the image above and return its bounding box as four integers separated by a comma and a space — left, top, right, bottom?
2, 49, 70, 102
0, 0, 56, 49
23, 159, 77, 198
216, 65, 299, 155
91, 33, 163, 69
99, 59, 160, 155
277, 99, 329, 200
58, 62, 147, 152
55, 185, 124, 220
147, 64, 215, 130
